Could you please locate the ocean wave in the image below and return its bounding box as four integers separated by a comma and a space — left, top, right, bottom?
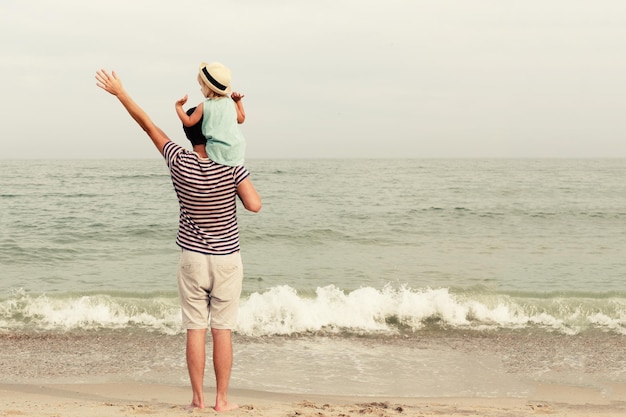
237, 285, 626, 336
2, 286, 624, 336
0, 290, 182, 335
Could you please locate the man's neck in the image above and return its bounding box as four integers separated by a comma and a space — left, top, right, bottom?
193, 145, 208, 159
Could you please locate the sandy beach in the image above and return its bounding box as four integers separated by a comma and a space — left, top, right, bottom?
2, 329, 625, 416
1, 382, 625, 417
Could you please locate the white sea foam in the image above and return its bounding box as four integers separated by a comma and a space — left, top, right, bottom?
1, 285, 624, 335
236, 285, 626, 336
1, 292, 182, 334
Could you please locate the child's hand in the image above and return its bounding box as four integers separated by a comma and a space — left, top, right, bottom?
176, 95, 189, 107
231, 92, 245, 102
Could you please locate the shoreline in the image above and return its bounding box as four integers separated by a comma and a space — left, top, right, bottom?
1, 382, 625, 417
2, 330, 625, 395
2, 330, 625, 416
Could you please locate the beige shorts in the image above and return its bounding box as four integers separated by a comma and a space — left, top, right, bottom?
177, 249, 243, 330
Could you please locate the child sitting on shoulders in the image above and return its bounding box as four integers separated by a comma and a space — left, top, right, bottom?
176, 62, 246, 166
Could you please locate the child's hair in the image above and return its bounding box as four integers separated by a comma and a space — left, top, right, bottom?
197, 74, 221, 98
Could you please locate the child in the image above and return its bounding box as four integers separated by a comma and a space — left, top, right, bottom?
176, 62, 246, 166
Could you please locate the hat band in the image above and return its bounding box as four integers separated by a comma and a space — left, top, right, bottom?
202, 67, 228, 91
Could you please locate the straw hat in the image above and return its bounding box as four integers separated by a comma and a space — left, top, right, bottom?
198, 62, 232, 96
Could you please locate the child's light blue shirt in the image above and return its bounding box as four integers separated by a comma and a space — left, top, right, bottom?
202, 98, 246, 166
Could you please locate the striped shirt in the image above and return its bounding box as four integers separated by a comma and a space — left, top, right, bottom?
163, 141, 249, 255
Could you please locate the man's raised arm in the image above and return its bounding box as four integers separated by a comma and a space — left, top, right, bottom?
96, 69, 170, 155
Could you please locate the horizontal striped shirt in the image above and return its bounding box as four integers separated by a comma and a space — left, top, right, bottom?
163, 141, 249, 255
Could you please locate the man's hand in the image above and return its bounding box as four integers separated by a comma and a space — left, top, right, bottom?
95, 69, 124, 96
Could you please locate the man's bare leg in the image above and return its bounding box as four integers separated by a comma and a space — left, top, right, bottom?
211, 328, 239, 412
186, 329, 207, 409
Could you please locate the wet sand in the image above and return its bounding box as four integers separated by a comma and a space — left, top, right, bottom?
1, 330, 625, 416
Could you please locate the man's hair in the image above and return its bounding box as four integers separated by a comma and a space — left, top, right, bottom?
182, 107, 207, 146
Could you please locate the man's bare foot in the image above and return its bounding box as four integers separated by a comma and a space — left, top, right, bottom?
214, 401, 239, 412
186, 402, 205, 410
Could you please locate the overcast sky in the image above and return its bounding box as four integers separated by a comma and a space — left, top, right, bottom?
1, 1, 626, 159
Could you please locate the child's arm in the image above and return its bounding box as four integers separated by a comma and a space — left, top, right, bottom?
231, 92, 246, 124
175, 96, 203, 127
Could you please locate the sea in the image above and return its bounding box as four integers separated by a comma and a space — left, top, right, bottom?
1, 157, 625, 398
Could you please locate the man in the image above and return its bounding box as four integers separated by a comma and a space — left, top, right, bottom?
96, 69, 261, 411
